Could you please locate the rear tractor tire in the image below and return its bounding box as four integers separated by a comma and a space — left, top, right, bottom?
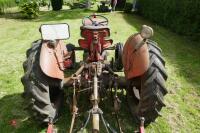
66, 43, 76, 69
127, 40, 168, 125
114, 42, 123, 71
21, 40, 64, 123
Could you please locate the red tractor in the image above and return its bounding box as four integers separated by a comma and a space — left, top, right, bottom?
21, 14, 167, 132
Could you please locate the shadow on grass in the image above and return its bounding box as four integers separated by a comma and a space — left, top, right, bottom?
0, 92, 137, 133
36, 9, 95, 22
0, 94, 44, 133
0, 8, 95, 22
0, 12, 23, 20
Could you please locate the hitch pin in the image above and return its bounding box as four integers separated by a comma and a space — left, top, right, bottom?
139, 117, 145, 133
46, 117, 54, 133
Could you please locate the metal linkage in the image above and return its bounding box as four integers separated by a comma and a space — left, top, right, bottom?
67, 61, 126, 133
113, 75, 123, 133
100, 111, 117, 133
69, 78, 79, 133
78, 108, 117, 133
77, 63, 118, 133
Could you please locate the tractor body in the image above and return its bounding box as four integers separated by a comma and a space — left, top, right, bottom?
21, 14, 167, 132
78, 21, 113, 62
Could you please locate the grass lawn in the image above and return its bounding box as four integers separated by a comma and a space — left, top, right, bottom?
0, 8, 200, 133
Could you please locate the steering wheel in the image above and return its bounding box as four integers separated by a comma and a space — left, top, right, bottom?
82, 14, 109, 26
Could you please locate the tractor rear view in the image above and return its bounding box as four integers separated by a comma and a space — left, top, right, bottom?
21, 14, 167, 132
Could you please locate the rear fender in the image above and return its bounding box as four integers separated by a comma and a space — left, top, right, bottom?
123, 33, 149, 79
40, 40, 67, 80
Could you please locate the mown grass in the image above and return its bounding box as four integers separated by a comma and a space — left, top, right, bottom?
0, 7, 200, 133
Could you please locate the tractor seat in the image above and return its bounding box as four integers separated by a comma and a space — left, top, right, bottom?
82, 17, 109, 30
79, 15, 112, 50
81, 25, 109, 30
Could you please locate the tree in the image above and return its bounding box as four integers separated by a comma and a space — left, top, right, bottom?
51, 0, 63, 11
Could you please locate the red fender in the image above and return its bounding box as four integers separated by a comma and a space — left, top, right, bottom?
40, 40, 67, 80
123, 33, 149, 79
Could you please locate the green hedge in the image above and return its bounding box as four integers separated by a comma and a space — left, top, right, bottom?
0, 0, 16, 13
138, 0, 200, 41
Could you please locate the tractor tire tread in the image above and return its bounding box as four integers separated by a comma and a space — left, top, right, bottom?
21, 40, 62, 123
127, 40, 167, 125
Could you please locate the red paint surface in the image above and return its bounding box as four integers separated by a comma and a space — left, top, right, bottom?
79, 28, 113, 62
140, 126, 145, 133
47, 124, 53, 133
9, 119, 17, 127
